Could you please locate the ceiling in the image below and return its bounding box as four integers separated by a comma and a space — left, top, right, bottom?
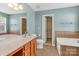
0, 3, 79, 14
28, 3, 79, 11
0, 3, 27, 14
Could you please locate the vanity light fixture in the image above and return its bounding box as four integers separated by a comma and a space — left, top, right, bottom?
8, 3, 23, 11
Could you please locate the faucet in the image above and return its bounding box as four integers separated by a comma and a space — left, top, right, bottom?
23, 32, 28, 38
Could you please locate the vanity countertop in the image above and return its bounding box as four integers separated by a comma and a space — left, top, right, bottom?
0, 35, 37, 56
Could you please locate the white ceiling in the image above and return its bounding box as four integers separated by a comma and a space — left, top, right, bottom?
0, 3, 79, 14
28, 3, 79, 11
0, 3, 27, 14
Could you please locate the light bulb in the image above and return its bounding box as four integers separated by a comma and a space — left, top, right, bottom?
14, 7, 19, 11
12, 3, 18, 7
19, 5, 23, 10
8, 3, 13, 8
8, 3, 23, 11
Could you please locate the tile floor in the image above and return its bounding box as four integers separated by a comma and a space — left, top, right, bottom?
36, 44, 59, 56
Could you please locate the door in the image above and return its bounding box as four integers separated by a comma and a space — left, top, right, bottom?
46, 16, 52, 45
42, 14, 55, 46
22, 17, 27, 34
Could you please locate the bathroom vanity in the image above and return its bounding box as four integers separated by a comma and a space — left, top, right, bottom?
0, 34, 37, 56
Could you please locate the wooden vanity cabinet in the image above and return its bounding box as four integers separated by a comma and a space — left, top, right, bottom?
9, 38, 37, 56
23, 39, 37, 56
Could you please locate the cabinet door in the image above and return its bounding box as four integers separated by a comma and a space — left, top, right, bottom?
30, 39, 37, 56
25, 42, 30, 49
12, 47, 24, 56
24, 42, 31, 56
30, 39, 34, 56
25, 48, 31, 56
34, 39, 37, 54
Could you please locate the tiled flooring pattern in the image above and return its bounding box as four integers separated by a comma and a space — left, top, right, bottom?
36, 45, 59, 56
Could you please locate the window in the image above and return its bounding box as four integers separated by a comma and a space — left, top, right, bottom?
0, 16, 6, 33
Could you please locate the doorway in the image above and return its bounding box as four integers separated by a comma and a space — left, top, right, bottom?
45, 16, 52, 46
22, 16, 27, 35
42, 14, 55, 46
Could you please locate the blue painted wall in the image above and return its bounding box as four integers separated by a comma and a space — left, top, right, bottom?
35, 6, 79, 38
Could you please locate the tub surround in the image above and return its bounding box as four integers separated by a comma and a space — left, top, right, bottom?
56, 32, 79, 38
0, 34, 37, 56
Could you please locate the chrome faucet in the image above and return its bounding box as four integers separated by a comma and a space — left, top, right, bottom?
24, 32, 28, 38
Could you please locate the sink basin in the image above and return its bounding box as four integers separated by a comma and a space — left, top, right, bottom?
22, 36, 31, 40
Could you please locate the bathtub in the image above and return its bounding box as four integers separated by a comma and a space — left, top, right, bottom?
57, 37, 79, 55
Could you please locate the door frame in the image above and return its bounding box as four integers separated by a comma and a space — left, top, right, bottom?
42, 14, 55, 46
